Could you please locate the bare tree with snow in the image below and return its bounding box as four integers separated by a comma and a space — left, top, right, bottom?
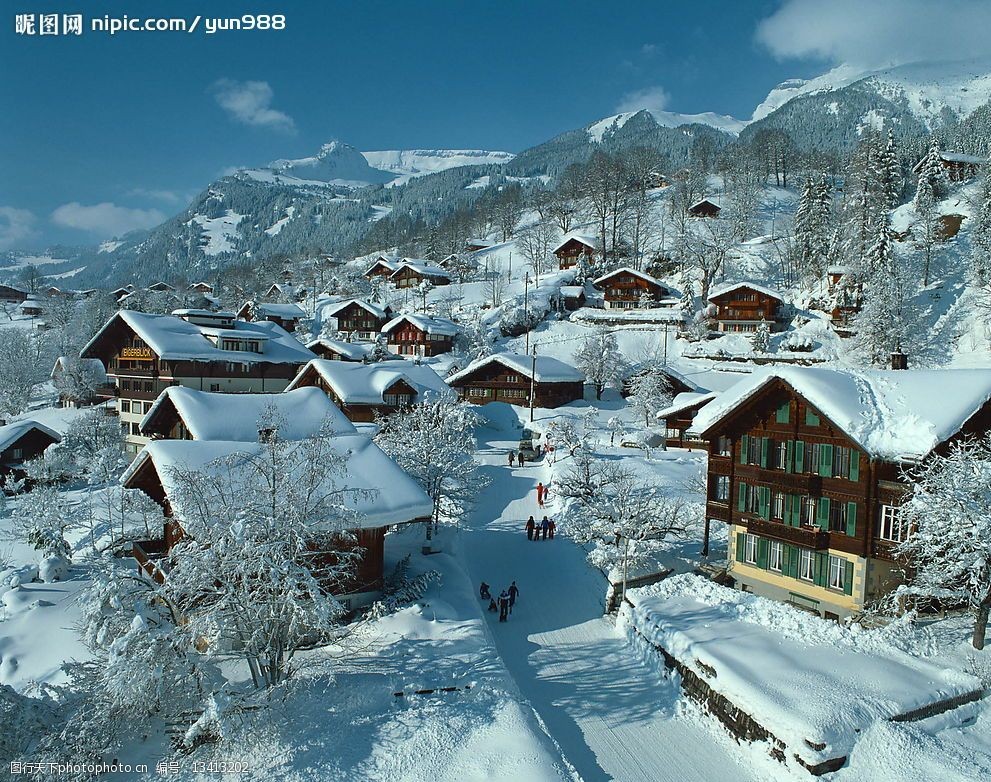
626, 365, 674, 428
896, 436, 991, 649
573, 330, 628, 400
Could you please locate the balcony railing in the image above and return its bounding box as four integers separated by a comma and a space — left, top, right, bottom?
133, 539, 168, 584
746, 517, 830, 549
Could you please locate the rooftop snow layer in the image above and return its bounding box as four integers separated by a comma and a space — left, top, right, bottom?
381, 314, 460, 337
287, 359, 452, 405
82, 310, 315, 366
707, 280, 784, 302
692, 366, 991, 462
448, 353, 584, 385
123, 434, 433, 529
655, 391, 719, 420
593, 267, 665, 287
140, 386, 355, 441
0, 420, 60, 454
305, 338, 386, 361
318, 298, 388, 321
552, 233, 598, 254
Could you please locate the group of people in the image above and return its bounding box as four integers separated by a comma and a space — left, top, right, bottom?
536, 481, 552, 508
480, 581, 519, 622
525, 515, 555, 540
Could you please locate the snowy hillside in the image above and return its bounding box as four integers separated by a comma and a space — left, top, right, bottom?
361, 149, 516, 186
587, 108, 746, 142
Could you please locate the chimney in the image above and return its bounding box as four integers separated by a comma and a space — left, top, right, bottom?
890, 348, 908, 371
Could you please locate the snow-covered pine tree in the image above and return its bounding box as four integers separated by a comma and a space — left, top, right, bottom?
854, 229, 913, 365
626, 366, 674, 428
878, 129, 902, 209
679, 277, 696, 318
573, 330, 628, 400
793, 173, 832, 281
916, 136, 949, 205
750, 319, 772, 353
913, 136, 949, 286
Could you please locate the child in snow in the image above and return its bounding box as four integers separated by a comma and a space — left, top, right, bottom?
536, 482, 545, 508
547, 517, 556, 539
488, 597, 498, 612
525, 516, 536, 540
508, 451, 515, 467
480, 581, 491, 600
508, 581, 519, 612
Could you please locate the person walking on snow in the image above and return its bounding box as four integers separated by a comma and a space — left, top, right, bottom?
479, 581, 491, 600
498, 590, 510, 622
541, 517, 550, 540
547, 517, 556, 539
518, 450, 525, 467
536, 482, 545, 508
508, 451, 515, 468
543, 481, 552, 504
525, 516, 536, 540
508, 581, 519, 612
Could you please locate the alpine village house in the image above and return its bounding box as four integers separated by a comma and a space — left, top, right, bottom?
447, 353, 585, 408
592, 267, 671, 309
81, 309, 315, 454
553, 234, 598, 270
381, 314, 459, 358
693, 364, 991, 620
707, 282, 785, 333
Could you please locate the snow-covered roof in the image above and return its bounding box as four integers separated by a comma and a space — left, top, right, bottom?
50, 356, 108, 383
466, 238, 492, 247
592, 267, 665, 288
363, 257, 400, 275
172, 308, 236, 319
381, 314, 460, 337
318, 298, 388, 321
389, 261, 451, 279
692, 366, 991, 462
689, 197, 721, 210
251, 301, 306, 319
559, 285, 586, 298
939, 152, 987, 164
122, 434, 433, 529
447, 353, 584, 385
655, 391, 719, 420
0, 420, 60, 454
707, 281, 784, 302
287, 359, 452, 405
140, 386, 355, 441
81, 310, 315, 366
552, 233, 598, 254
306, 338, 388, 361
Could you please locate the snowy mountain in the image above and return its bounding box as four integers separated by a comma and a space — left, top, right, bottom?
587, 108, 746, 142
361, 149, 516, 186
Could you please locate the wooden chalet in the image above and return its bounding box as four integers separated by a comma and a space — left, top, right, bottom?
111, 285, 135, 302
188, 282, 214, 295
80, 308, 315, 454
305, 338, 391, 362
264, 282, 306, 301
318, 298, 390, 340
912, 151, 986, 183
0, 420, 61, 479
19, 296, 43, 317
0, 284, 28, 304
447, 353, 584, 408
139, 386, 355, 442
148, 281, 175, 293
287, 358, 452, 422
824, 267, 862, 331
362, 256, 401, 281
381, 314, 459, 358
465, 239, 493, 252
236, 300, 306, 332
707, 282, 785, 333
558, 285, 587, 312
592, 267, 671, 309
655, 391, 718, 448
123, 434, 433, 610
388, 261, 452, 289
553, 234, 597, 270
688, 198, 721, 218
693, 364, 991, 620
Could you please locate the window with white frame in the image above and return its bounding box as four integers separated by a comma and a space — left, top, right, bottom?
716, 436, 732, 457
772, 492, 785, 520
800, 495, 817, 526
775, 440, 788, 469
714, 475, 730, 502
798, 549, 814, 581
744, 534, 758, 564
878, 505, 907, 542
769, 541, 783, 572
828, 555, 847, 591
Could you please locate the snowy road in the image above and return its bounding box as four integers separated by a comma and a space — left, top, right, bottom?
460, 427, 770, 782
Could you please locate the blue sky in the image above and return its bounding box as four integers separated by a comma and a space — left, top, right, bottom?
2, 0, 987, 250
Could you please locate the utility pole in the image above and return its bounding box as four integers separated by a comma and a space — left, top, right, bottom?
508, 251, 512, 281
663, 322, 669, 365
529, 345, 537, 424
524, 272, 531, 354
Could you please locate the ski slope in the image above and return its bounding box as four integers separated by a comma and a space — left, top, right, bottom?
459, 422, 773, 782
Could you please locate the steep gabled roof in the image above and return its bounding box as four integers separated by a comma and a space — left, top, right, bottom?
121, 434, 433, 529
363, 257, 401, 275
251, 301, 306, 319
447, 353, 584, 385
388, 260, 451, 280
140, 386, 355, 441
592, 267, 666, 288
552, 233, 598, 254
689, 197, 721, 210
0, 420, 60, 454
693, 366, 991, 462
707, 281, 784, 303
287, 359, 452, 405
306, 338, 389, 361
318, 298, 388, 321
655, 391, 719, 421
381, 313, 460, 337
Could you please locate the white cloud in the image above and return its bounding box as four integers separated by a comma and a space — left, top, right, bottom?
615, 85, 671, 115
51, 202, 165, 238
209, 78, 296, 132
756, 0, 991, 68
0, 207, 37, 250
127, 187, 189, 205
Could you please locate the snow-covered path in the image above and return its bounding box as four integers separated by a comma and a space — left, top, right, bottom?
460, 427, 769, 782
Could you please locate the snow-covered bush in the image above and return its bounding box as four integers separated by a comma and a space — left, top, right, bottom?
750, 320, 771, 353
498, 297, 550, 337
781, 332, 816, 352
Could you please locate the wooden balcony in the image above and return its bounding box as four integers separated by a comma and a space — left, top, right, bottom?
736, 464, 822, 494
133, 539, 168, 584
706, 501, 731, 522
745, 517, 830, 549
872, 538, 905, 562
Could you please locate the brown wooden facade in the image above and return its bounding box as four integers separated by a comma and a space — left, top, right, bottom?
699, 377, 991, 619
291, 366, 419, 422
0, 284, 28, 304
327, 301, 389, 337
363, 259, 398, 280
554, 238, 596, 270
708, 285, 783, 333
0, 426, 60, 478
386, 321, 454, 357
449, 361, 584, 409
389, 266, 451, 289
594, 269, 669, 309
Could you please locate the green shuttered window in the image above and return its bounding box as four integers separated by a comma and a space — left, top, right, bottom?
846, 501, 857, 536
776, 402, 790, 423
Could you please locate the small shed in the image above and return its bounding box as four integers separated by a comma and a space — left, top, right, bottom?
688, 198, 721, 218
